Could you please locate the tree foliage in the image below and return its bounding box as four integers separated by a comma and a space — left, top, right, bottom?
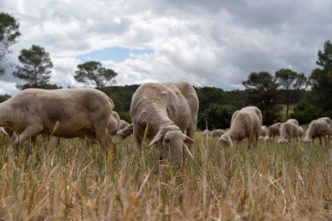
198, 104, 235, 130
243, 71, 281, 124
75, 61, 118, 89
0, 12, 20, 75
275, 68, 308, 118
309, 40, 332, 112
0, 94, 10, 103
13, 45, 54, 89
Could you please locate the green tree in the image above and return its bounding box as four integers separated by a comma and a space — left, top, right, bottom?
198, 104, 235, 130
74, 61, 118, 89
243, 71, 281, 124
275, 68, 308, 118
13, 45, 54, 89
0, 12, 20, 75
0, 94, 10, 103
309, 40, 332, 114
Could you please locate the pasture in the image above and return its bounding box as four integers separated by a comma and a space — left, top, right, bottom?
0, 133, 331, 220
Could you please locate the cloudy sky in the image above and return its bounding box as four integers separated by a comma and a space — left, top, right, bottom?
1, 0, 331, 95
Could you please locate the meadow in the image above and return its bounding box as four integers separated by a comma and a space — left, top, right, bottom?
0, 133, 331, 220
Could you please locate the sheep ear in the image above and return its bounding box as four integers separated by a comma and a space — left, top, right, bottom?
149, 129, 164, 146
184, 135, 194, 145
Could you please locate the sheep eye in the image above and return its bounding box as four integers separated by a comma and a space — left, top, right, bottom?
164, 138, 170, 143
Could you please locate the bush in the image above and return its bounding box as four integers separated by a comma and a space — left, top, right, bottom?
290, 101, 322, 124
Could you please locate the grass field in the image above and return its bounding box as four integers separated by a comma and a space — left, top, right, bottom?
0, 133, 331, 220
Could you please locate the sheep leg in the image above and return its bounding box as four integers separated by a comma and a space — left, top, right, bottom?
133, 134, 142, 155
324, 136, 328, 146
95, 123, 113, 152
186, 123, 196, 150
14, 125, 43, 146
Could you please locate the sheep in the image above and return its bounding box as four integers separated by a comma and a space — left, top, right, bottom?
108, 111, 121, 136
278, 121, 300, 144
203, 129, 211, 138
299, 126, 304, 137
303, 117, 332, 145
259, 125, 267, 140
204, 129, 225, 138
219, 106, 262, 148
125, 81, 198, 165
211, 129, 225, 137
231, 106, 263, 126
0, 88, 114, 148
118, 119, 130, 130
286, 118, 299, 127
264, 123, 282, 141
114, 123, 133, 142
321, 117, 332, 126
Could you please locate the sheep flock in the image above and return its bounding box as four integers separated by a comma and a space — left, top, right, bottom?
0, 81, 331, 165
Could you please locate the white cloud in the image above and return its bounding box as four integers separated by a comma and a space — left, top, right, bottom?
0, 0, 332, 95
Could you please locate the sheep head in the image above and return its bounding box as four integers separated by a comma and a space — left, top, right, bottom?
219, 134, 233, 148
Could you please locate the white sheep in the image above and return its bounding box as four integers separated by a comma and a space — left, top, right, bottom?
126, 82, 199, 165
231, 106, 263, 125
219, 106, 262, 148
0, 88, 114, 148
298, 126, 304, 137
259, 125, 267, 140
264, 123, 282, 141
303, 117, 332, 145
278, 121, 300, 144
204, 129, 225, 138
286, 118, 299, 127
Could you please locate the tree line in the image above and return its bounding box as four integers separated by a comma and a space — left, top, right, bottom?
1, 12, 332, 129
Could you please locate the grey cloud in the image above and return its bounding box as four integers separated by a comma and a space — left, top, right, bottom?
1, 0, 332, 95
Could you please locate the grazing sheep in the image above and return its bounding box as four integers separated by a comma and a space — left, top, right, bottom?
108, 111, 121, 136
0, 88, 114, 148
303, 117, 332, 145
299, 126, 304, 137
321, 117, 332, 126
114, 123, 133, 142
204, 129, 225, 138
231, 106, 263, 126
259, 125, 267, 140
127, 82, 199, 164
286, 119, 299, 127
278, 121, 300, 144
203, 129, 211, 138
264, 123, 282, 141
118, 119, 130, 130
108, 111, 131, 138
211, 129, 225, 137
219, 106, 262, 148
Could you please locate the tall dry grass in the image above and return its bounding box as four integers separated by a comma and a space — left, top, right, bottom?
0, 133, 331, 220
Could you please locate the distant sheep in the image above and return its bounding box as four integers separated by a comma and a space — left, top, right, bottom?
231, 106, 263, 126
303, 117, 332, 145
259, 125, 267, 140
278, 121, 300, 144
299, 126, 304, 137
204, 129, 225, 138
118, 119, 130, 131
286, 119, 299, 127
265, 123, 281, 141
219, 106, 262, 148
